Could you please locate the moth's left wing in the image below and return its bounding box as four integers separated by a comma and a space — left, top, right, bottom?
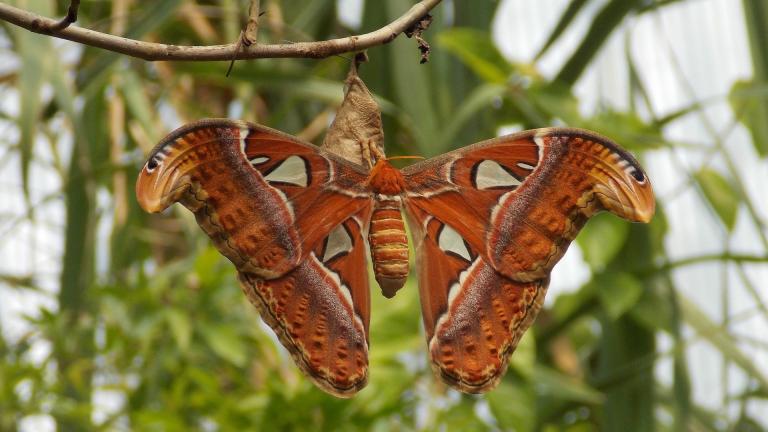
136, 120, 374, 397
402, 128, 654, 392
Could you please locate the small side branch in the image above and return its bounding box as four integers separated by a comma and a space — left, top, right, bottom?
243, 0, 261, 46
48, 0, 80, 31
404, 13, 433, 63
0, 0, 442, 61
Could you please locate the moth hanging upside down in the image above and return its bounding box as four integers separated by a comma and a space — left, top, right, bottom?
136, 61, 654, 398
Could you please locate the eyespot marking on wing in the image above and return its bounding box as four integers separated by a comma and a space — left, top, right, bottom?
607, 147, 646, 183
473, 160, 522, 190
264, 155, 310, 187
437, 223, 472, 262
323, 223, 353, 263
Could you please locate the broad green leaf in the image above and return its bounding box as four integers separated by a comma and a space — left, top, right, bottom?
729, 80, 768, 156
628, 288, 672, 332
577, 213, 630, 270
199, 324, 247, 367
165, 309, 192, 351
487, 380, 536, 432
437, 28, 513, 84
741, 0, 768, 155
694, 168, 740, 231
510, 330, 536, 378
594, 272, 644, 319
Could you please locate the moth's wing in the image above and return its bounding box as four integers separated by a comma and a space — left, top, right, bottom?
239, 214, 372, 397
136, 119, 373, 397
136, 119, 372, 278
405, 206, 548, 393
403, 127, 655, 282
402, 128, 654, 392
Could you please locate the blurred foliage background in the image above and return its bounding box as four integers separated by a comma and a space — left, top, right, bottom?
1, 0, 767, 430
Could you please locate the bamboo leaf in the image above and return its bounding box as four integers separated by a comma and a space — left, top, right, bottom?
535, 0, 589, 60
555, 0, 642, 86
77, 0, 183, 92
680, 296, 768, 391
437, 28, 513, 84
9, 0, 54, 199
436, 83, 506, 146
385, 0, 440, 154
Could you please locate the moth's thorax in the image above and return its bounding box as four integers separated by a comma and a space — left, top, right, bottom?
368, 159, 406, 195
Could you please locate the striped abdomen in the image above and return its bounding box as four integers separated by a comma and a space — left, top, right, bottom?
369, 197, 409, 298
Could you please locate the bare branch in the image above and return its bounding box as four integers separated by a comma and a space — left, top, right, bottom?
0, 0, 442, 61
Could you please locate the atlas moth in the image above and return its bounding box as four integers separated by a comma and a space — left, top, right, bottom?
136, 56, 654, 397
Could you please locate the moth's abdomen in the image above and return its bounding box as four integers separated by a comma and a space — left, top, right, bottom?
369, 197, 409, 298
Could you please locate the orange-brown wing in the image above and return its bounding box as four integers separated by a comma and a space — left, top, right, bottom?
239, 214, 372, 397
402, 127, 655, 392
136, 119, 373, 397
405, 206, 548, 393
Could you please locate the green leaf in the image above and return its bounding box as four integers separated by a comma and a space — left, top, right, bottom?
437, 28, 513, 84
555, 0, 642, 86
535, 0, 590, 60
594, 272, 644, 319
577, 213, 630, 270
436, 83, 506, 147
532, 365, 605, 405
729, 79, 768, 156
680, 296, 768, 391
509, 331, 536, 378
121, 69, 158, 143
199, 324, 247, 367
386, 0, 440, 153
165, 309, 192, 351
487, 380, 536, 432
694, 168, 740, 231
10, 0, 53, 200
740, 0, 768, 155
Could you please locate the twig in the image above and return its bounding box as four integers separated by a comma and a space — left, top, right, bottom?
0, 0, 442, 61
226, 1, 264, 77
404, 13, 433, 63
243, 0, 261, 46
47, 0, 80, 31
